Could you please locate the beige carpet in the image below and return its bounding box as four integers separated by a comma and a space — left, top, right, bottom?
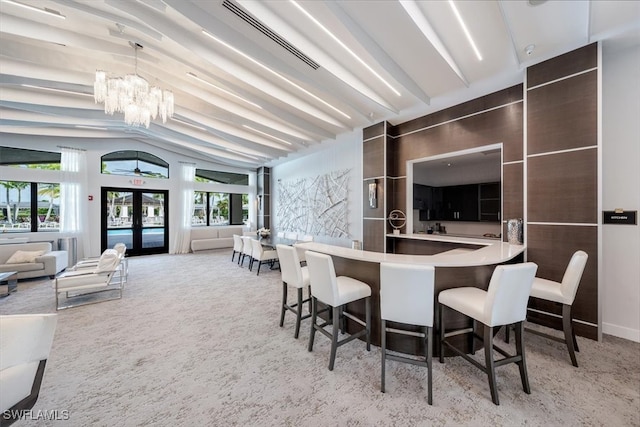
1, 250, 639, 426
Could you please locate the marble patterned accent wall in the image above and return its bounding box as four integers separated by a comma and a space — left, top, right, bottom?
276, 169, 351, 238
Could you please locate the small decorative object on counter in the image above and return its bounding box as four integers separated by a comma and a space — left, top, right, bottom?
388, 210, 406, 235
507, 218, 524, 244
257, 227, 271, 238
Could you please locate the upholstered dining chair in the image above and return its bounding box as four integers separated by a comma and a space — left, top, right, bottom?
276, 244, 311, 338
250, 239, 278, 276
232, 235, 243, 264
526, 250, 588, 367
439, 262, 538, 405
284, 231, 298, 241
1, 314, 57, 426
239, 236, 254, 268
306, 251, 371, 371
380, 262, 436, 404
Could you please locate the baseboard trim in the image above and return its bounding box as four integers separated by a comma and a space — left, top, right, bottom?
602, 322, 640, 343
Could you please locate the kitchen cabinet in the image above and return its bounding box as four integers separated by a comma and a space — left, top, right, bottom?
479, 182, 501, 222
442, 184, 478, 221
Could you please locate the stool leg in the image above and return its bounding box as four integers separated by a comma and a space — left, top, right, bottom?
484, 325, 499, 405
279, 281, 288, 327
562, 304, 579, 367
504, 324, 511, 343
515, 321, 531, 394
426, 325, 433, 405
328, 306, 340, 371
365, 296, 371, 351
308, 297, 318, 352
381, 319, 387, 393
439, 303, 445, 364
294, 288, 303, 339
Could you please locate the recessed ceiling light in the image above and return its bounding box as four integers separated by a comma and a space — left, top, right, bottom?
243, 125, 292, 145
187, 72, 262, 110
20, 84, 92, 96
1, 0, 65, 19
448, 0, 483, 61
289, 0, 401, 97
202, 29, 351, 121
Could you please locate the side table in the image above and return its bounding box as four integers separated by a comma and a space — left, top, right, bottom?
0, 271, 18, 298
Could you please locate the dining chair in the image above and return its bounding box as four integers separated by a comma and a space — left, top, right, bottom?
250, 239, 278, 276
239, 236, 254, 268
232, 234, 243, 263
438, 262, 538, 405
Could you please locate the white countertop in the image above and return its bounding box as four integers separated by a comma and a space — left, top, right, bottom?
295, 239, 525, 268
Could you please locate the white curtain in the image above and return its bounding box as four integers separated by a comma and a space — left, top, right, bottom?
60, 147, 89, 258
170, 162, 195, 254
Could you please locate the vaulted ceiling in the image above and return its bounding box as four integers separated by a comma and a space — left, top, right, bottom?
1, 0, 638, 169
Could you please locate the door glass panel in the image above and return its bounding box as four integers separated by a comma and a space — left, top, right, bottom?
103, 188, 167, 255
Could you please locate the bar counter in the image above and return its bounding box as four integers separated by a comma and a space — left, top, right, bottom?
295, 239, 525, 356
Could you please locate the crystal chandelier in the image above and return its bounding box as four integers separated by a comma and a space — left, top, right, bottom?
93, 42, 174, 128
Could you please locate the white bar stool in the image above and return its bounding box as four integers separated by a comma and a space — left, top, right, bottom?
380, 262, 435, 404
526, 250, 588, 367
276, 244, 311, 339
306, 251, 371, 371
438, 262, 538, 405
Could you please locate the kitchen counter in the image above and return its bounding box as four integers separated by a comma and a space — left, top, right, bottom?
296, 238, 524, 268
294, 239, 526, 356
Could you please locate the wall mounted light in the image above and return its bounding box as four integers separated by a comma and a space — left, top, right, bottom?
368, 180, 377, 209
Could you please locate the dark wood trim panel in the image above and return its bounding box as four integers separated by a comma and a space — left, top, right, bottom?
387, 178, 406, 234
362, 219, 385, 253
527, 43, 597, 88
526, 224, 598, 327
503, 162, 523, 222
527, 148, 598, 224
363, 136, 384, 179
391, 85, 523, 137
363, 122, 385, 140
395, 103, 523, 176
527, 71, 597, 155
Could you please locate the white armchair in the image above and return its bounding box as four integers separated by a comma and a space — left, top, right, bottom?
73, 243, 128, 284
0, 314, 57, 426
54, 249, 124, 310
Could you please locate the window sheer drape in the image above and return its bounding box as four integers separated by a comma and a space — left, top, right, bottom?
170, 162, 195, 254
60, 147, 89, 257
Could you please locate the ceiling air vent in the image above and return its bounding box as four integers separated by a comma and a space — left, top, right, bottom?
222, 0, 320, 70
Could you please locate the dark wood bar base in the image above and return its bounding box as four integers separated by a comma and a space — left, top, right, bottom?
326, 253, 524, 357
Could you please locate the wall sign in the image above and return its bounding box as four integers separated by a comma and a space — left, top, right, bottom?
603, 210, 637, 225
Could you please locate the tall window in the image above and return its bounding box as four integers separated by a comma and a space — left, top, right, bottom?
192, 192, 248, 227
0, 181, 61, 232
192, 168, 249, 227
1, 147, 62, 233
101, 150, 169, 178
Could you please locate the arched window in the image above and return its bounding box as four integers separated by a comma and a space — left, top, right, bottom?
101, 151, 169, 179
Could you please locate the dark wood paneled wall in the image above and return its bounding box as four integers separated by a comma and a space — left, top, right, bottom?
526, 43, 599, 339
360, 42, 600, 339
362, 122, 393, 252
257, 166, 270, 230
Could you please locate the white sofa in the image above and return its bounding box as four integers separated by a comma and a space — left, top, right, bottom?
0, 242, 68, 279
190, 226, 247, 252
